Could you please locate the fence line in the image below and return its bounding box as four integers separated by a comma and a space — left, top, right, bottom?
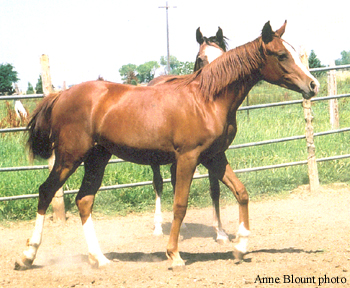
2, 126, 350, 174
1, 64, 350, 202
2, 152, 350, 202
2, 93, 350, 134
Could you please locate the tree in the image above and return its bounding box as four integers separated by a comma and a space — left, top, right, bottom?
0, 63, 19, 95
26, 82, 34, 94
308, 50, 322, 68
136, 61, 159, 83
160, 55, 181, 74
335, 50, 350, 65
35, 75, 43, 94
159, 56, 195, 75
119, 64, 138, 85
172, 61, 195, 75
308, 50, 325, 77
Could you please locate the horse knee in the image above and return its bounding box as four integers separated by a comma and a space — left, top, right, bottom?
173, 204, 187, 220
235, 187, 249, 204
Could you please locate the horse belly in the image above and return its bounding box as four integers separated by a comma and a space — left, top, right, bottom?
100, 141, 176, 165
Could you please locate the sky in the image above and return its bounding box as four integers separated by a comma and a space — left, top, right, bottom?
1, 0, 349, 92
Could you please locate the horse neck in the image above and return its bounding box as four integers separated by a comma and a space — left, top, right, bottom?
199, 38, 263, 107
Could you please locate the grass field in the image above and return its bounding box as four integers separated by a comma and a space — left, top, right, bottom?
1, 74, 350, 221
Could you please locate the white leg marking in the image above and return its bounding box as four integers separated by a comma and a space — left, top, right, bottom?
216, 228, 229, 243
235, 222, 250, 254
153, 196, 163, 236
83, 214, 110, 267
23, 213, 45, 261
212, 207, 229, 243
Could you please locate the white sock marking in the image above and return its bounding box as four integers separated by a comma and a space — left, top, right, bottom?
23, 213, 45, 261
235, 222, 250, 254
83, 214, 109, 266
154, 196, 163, 235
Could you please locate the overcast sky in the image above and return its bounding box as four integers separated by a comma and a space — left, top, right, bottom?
1, 0, 349, 92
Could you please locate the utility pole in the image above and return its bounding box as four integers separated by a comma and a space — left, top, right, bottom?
159, 1, 176, 75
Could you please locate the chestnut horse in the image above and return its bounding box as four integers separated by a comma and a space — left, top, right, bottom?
16, 21, 319, 270
149, 27, 229, 243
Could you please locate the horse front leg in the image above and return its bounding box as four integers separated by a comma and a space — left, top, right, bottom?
75, 145, 111, 268
208, 172, 229, 244
203, 153, 250, 261
151, 164, 164, 236
166, 154, 197, 270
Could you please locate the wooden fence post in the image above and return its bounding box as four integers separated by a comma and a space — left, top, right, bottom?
300, 48, 319, 193
40, 54, 66, 223
328, 60, 339, 129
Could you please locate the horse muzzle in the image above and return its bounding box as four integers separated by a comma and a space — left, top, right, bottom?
302, 79, 320, 100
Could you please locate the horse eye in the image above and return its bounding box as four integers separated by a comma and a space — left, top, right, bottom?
278, 53, 288, 61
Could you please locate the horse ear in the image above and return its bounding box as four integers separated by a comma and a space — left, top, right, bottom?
275, 20, 287, 37
196, 27, 204, 44
261, 21, 274, 44
216, 27, 223, 42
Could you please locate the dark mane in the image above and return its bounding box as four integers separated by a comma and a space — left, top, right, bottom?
204, 36, 229, 52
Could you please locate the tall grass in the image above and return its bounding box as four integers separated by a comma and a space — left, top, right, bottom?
1, 75, 350, 221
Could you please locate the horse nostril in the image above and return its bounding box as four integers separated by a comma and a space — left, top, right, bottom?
310, 81, 316, 90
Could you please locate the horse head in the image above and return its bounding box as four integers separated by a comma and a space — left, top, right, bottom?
194, 27, 228, 71
259, 21, 319, 99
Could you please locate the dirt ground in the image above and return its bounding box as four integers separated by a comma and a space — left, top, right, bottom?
1, 183, 349, 288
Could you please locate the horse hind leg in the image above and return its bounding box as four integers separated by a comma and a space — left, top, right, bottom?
151, 164, 163, 236
75, 145, 111, 268
209, 172, 229, 244
15, 153, 82, 270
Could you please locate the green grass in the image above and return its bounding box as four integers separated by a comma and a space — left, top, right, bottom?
1, 75, 350, 221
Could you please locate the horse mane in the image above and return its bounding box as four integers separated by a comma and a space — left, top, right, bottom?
182, 37, 264, 101
204, 36, 229, 52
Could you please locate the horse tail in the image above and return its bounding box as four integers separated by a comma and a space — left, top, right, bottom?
27, 92, 61, 160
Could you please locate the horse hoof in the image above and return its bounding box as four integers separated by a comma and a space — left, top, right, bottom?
88, 253, 110, 269
14, 257, 33, 271
233, 247, 245, 262
171, 261, 186, 272
216, 237, 230, 245
216, 234, 230, 245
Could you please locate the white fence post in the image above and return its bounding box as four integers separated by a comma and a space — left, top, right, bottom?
40, 54, 66, 223
300, 48, 319, 193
